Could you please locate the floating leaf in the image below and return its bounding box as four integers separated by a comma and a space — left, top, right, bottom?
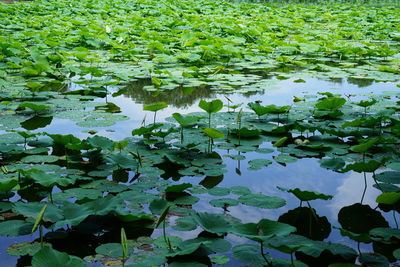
32, 247, 85, 267
211, 255, 230, 265
192, 212, 231, 235
209, 198, 239, 208
274, 154, 297, 164
172, 217, 197, 231
95, 243, 123, 258
231, 219, 296, 242
0, 220, 33, 236
239, 194, 286, 209
248, 159, 273, 170
277, 187, 333, 201
7, 242, 51, 256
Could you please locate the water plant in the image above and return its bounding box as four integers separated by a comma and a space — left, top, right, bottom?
198, 99, 223, 127
0, 0, 399, 265
143, 102, 168, 124
120, 228, 128, 267
31, 204, 47, 248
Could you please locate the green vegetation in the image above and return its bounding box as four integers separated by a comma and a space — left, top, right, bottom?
0, 0, 399, 266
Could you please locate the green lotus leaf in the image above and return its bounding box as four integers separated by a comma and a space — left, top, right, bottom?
18, 102, 51, 112
191, 212, 231, 235
248, 159, 273, 170
173, 195, 200, 205
143, 102, 168, 112
247, 102, 269, 117
128, 247, 168, 266
21, 155, 59, 163
13, 202, 63, 223
172, 113, 201, 127
239, 194, 286, 209
47, 134, 80, 146
337, 227, 373, 243
359, 253, 390, 267
0, 178, 19, 192
0, 220, 33, 236
232, 244, 266, 264
376, 192, 400, 205
393, 248, 400, 259
95, 243, 123, 258
32, 247, 85, 267
369, 227, 400, 242
7, 242, 51, 257
24, 168, 77, 187
132, 123, 163, 137
208, 187, 230, 196
230, 186, 251, 195
86, 135, 115, 151
315, 97, 346, 111
274, 154, 298, 164
298, 241, 357, 260
199, 99, 223, 114
211, 255, 230, 265
277, 187, 333, 201
374, 171, 400, 184
149, 198, 169, 215
387, 162, 400, 171
201, 127, 224, 139
172, 216, 197, 231
231, 219, 296, 242
231, 127, 260, 138
164, 183, 192, 193
54, 202, 92, 227
350, 138, 379, 153
209, 198, 239, 208
319, 157, 346, 171
356, 99, 377, 108
82, 195, 123, 216
342, 160, 381, 173
168, 261, 207, 267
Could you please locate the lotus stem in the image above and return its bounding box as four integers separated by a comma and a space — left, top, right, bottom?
180, 127, 183, 143
361, 171, 367, 204
260, 241, 272, 266
40, 224, 43, 248
163, 220, 172, 251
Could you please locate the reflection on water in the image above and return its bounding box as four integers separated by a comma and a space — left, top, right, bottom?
346, 77, 376, 88
118, 79, 216, 108
112, 74, 391, 110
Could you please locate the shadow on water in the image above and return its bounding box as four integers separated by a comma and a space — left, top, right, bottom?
113, 73, 377, 110
114, 78, 217, 108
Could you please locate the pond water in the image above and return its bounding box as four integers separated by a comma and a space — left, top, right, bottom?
1, 74, 399, 266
